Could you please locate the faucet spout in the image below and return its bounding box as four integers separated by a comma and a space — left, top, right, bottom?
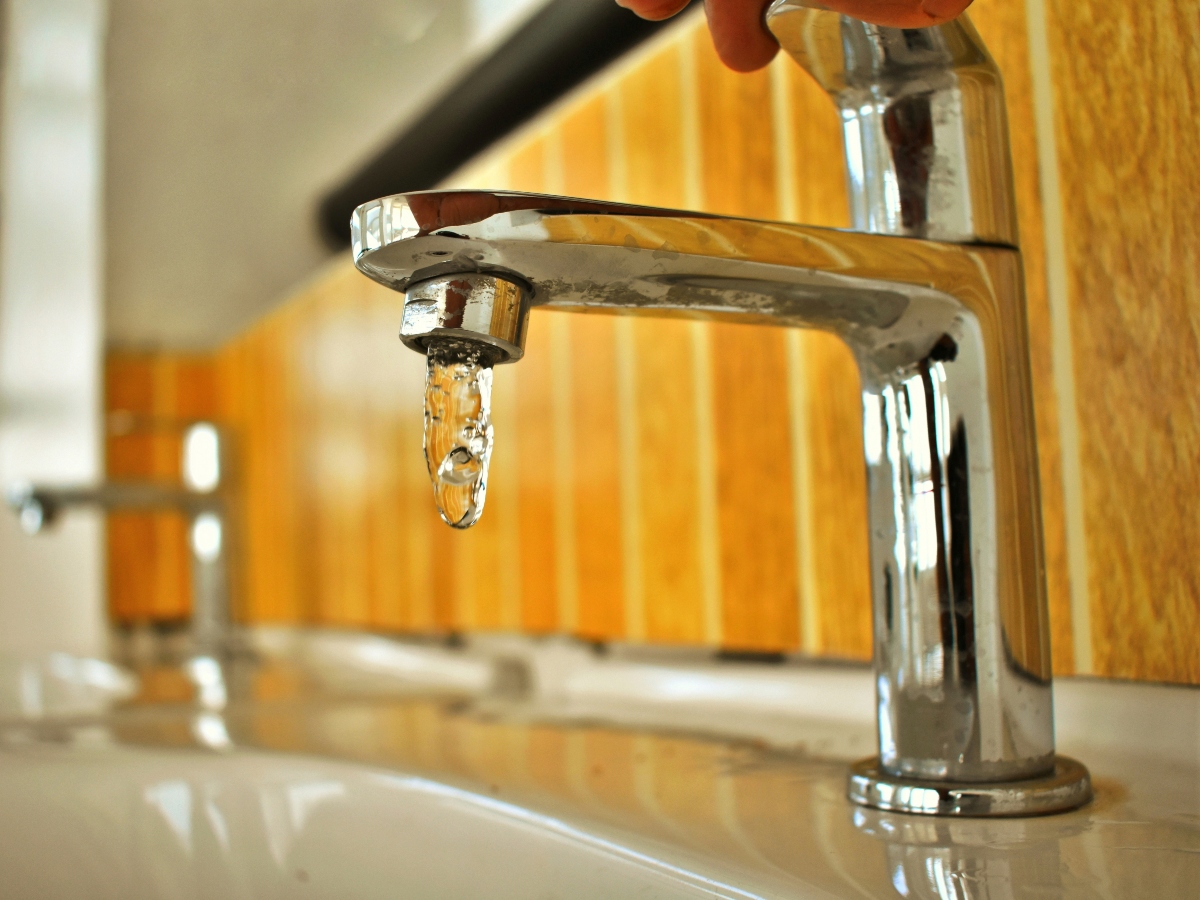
6, 422, 236, 662
350, 8, 1091, 818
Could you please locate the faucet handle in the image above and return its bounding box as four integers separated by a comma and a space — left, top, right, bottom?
765, 1, 1018, 245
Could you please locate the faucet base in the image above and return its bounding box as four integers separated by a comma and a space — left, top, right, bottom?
847, 756, 1093, 817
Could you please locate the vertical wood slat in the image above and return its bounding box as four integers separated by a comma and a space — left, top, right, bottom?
559, 94, 626, 641
106, 355, 167, 623
106, 353, 220, 624
693, 30, 801, 653
507, 138, 561, 634
1045, 0, 1200, 681
775, 58, 874, 660
362, 286, 411, 632
312, 282, 371, 627
970, 0, 1075, 674
618, 40, 708, 644
220, 305, 305, 623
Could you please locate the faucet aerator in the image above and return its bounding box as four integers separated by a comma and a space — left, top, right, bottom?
401, 273, 529, 364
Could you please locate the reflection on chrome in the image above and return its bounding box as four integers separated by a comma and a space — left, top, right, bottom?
349, 7, 1090, 816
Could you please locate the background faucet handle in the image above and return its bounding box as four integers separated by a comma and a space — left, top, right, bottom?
4, 481, 56, 534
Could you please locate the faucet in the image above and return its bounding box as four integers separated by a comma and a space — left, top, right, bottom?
5, 422, 234, 674
349, 4, 1091, 817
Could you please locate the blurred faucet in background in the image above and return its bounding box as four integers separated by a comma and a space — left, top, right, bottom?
5, 421, 236, 689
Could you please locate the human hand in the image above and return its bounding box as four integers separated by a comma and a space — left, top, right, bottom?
617, 1, 975, 72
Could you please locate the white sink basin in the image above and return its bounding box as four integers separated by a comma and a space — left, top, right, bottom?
0, 644, 1196, 899
0, 739, 781, 899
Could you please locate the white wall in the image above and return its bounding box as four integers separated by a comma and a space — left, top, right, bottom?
0, 0, 108, 658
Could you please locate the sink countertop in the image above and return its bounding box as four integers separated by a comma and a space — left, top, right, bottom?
0, 648, 1196, 900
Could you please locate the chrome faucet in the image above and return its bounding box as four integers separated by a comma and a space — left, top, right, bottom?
5, 422, 234, 666
349, 4, 1091, 817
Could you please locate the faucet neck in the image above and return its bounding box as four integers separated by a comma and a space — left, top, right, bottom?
767, 2, 1018, 245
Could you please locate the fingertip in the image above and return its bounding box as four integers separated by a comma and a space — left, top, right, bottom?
920, 0, 974, 22
616, 0, 692, 22
715, 38, 779, 73
705, 0, 780, 73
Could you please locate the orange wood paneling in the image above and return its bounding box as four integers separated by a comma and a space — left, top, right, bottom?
776, 56, 874, 660
558, 96, 626, 641
513, 311, 559, 633
695, 32, 799, 652
767, 54, 871, 660
619, 41, 707, 644
631, 320, 706, 643
1046, 0, 1200, 682
312, 283, 372, 628
218, 305, 306, 623
970, 0, 1074, 676
106, 4, 1200, 685
508, 139, 561, 634
362, 287, 410, 631
801, 336, 873, 658
105, 353, 219, 623
569, 313, 626, 640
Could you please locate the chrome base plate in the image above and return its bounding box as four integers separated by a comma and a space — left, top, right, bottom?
848, 755, 1093, 817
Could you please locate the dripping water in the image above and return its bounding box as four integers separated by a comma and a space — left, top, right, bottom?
423, 339, 497, 529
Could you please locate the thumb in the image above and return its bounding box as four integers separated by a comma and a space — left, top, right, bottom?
616, 0, 693, 21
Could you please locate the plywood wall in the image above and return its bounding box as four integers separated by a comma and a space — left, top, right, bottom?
107, 0, 1200, 684
105, 354, 220, 622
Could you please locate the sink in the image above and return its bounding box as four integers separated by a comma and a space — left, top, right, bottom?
0, 641, 1196, 899
0, 740, 783, 899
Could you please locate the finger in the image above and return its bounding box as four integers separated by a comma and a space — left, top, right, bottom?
918, 0, 974, 23
816, 0, 974, 29
616, 0, 693, 21
704, 0, 778, 73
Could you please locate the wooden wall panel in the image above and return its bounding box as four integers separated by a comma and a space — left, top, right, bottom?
106, 4, 1200, 684
617, 41, 709, 644
507, 139, 562, 634
393, 336, 441, 633
311, 283, 372, 627
694, 35, 800, 652
1047, 0, 1200, 681
220, 306, 305, 623
106, 355, 177, 623
630, 320, 708, 644
774, 58, 873, 660
106, 353, 219, 623
559, 95, 627, 640
970, 0, 1075, 675
362, 287, 412, 631
800, 337, 872, 658
513, 313, 560, 633
569, 313, 626, 640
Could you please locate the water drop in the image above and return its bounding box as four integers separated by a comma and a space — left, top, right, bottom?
423, 340, 496, 528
